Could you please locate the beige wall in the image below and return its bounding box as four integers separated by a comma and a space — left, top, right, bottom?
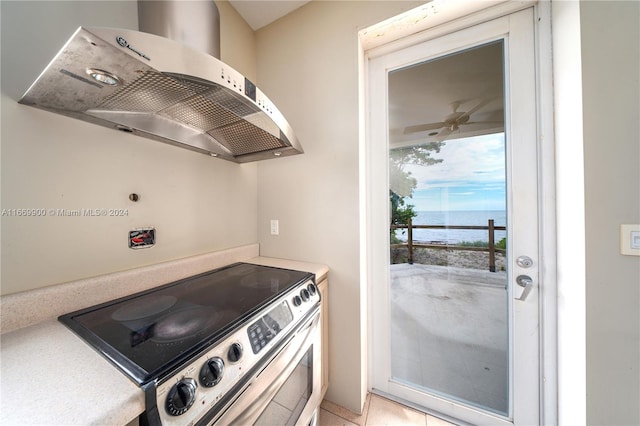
254, 0, 640, 420
217, 0, 257, 83
581, 1, 640, 424
2, 0, 637, 422
0, 1, 258, 295
253, 0, 423, 414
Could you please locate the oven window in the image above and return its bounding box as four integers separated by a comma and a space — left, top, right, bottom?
255, 347, 313, 425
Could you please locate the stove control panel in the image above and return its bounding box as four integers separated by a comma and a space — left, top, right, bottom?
248, 301, 293, 354
155, 278, 319, 426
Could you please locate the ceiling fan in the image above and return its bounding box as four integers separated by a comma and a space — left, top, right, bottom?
403, 98, 503, 142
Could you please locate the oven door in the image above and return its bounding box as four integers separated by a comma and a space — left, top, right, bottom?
209, 308, 322, 426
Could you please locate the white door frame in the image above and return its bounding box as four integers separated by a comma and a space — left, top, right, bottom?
360, 1, 557, 424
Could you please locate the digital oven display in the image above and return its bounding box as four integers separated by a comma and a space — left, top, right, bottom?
247, 301, 293, 354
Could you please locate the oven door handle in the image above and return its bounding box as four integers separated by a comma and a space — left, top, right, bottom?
210, 310, 320, 426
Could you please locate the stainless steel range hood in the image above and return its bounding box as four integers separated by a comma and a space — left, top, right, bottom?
18, 26, 303, 163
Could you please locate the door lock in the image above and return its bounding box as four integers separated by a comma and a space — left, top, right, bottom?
516, 255, 534, 268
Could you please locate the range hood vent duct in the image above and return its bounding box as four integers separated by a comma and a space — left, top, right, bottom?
18, 2, 302, 163
138, 0, 220, 59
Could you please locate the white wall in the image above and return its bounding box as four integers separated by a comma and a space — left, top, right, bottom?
581, 2, 640, 424
0, 1, 259, 295
253, 0, 424, 414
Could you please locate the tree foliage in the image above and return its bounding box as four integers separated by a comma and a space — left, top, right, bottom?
389, 142, 445, 241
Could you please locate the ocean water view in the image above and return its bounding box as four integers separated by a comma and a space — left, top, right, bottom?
394, 210, 507, 244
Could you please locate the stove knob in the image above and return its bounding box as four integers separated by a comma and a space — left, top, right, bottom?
166, 377, 197, 416
227, 342, 243, 363
300, 288, 310, 302
199, 357, 224, 387
307, 283, 317, 295
293, 295, 302, 306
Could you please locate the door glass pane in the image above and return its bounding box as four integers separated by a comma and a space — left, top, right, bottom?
388, 40, 508, 415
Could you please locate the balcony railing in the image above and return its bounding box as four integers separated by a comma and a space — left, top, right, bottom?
390, 218, 506, 272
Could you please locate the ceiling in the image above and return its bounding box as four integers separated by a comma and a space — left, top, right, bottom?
389, 40, 505, 148
228, 0, 311, 30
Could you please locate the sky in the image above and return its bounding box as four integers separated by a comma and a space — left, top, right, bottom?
403, 133, 506, 212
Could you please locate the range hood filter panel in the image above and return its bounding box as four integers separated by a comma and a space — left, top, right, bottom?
96, 71, 196, 113
209, 121, 287, 157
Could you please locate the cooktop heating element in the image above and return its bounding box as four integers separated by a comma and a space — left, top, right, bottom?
59, 262, 320, 425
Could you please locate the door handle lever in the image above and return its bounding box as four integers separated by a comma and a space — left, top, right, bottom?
516, 275, 534, 301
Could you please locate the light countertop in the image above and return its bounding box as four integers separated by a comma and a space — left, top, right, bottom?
0, 320, 144, 425
0, 249, 328, 425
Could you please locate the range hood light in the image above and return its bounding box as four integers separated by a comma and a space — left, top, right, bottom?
86, 68, 121, 86
209, 153, 218, 157
273, 152, 282, 157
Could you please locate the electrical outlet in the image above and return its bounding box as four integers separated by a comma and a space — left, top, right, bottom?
129, 228, 155, 249
270, 219, 279, 235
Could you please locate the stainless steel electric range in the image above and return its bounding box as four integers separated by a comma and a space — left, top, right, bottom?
59, 262, 322, 426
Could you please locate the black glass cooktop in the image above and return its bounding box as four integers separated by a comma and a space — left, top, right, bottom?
59, 263, 313, 385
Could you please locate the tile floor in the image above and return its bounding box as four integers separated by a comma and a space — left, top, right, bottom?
318, 394, 456, 426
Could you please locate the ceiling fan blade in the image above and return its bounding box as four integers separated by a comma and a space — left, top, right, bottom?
457, 98, 493, 122
435, 127, 453, 142
403, 121, 446, 134
463, 120, 503, 125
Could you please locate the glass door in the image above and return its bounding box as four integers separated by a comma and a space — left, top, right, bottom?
369, 8, 539, 425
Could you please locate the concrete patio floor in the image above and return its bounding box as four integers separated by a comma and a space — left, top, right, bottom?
389, 263, 509, 415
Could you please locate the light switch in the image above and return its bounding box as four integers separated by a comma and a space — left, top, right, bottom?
620, 224, 640, 256
270, 219, 279, 235
632, 231, 640, 250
